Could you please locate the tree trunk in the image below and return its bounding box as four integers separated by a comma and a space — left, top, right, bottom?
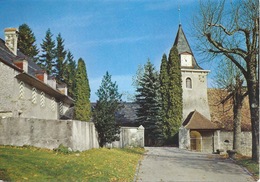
246, 60, 259, 162
232, 79, 243, 152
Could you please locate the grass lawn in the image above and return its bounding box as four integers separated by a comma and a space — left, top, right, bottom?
235, 155, 259, 181
0, 145, 144, 181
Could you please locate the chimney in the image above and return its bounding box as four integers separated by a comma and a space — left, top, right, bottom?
47, 76, 57, 89
57, 83, 68, 96
4, 28, 18, 56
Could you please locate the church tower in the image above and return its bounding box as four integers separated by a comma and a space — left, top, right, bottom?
173, 25, 211, 121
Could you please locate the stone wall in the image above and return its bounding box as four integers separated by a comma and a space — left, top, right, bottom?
0, 117, 99, 151
179, 126, 190, 150
111, 125, 145, 148
218, 131, 252, 156
0, 61, 69, 120
179, 128, 252, 156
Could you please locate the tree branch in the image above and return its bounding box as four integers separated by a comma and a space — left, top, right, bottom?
223, 52, 247, 77
205, 32, 247, 58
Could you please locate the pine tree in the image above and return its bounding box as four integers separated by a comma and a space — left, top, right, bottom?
167, 46, 183, 138
18, 24, 39, 60
135, 60, 164, 146
63, 51, 76, 98
93, 72, 122, 147
54, 33, 67, 83
74, 58, 91, 121
159, 53, 169, 138
39, 29, 56, 75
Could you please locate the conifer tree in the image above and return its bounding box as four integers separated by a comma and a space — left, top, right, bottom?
167, 46, 183, 138
93, 72, 122, 147
18, 24, 39, 60
159, 54, 170, 138
74, 58, 91, 121
135, 60, 164, 146
64, 51, 76, 98
54, 33, 67, 83
39, 29, 56, 75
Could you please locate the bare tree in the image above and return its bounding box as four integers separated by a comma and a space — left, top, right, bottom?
194, 0, 259, 161
215, 60, 247, 153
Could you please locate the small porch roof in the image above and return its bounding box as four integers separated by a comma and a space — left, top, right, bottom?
183, 110, 219, 130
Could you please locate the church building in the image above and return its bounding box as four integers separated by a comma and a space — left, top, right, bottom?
174, 25, 220, 153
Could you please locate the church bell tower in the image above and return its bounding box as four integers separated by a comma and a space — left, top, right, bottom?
173, 24, 211, 121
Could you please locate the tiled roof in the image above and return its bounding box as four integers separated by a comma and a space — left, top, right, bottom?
182, 110, 219, 130
116, 102, 139, 126
173, 25, 202, 70
208, 88, 251, 131
91, 102, 140, 126
0, 38, 74, 105
0, 38, 43, 76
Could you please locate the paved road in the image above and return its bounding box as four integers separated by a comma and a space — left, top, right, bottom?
136, 147, 256, 182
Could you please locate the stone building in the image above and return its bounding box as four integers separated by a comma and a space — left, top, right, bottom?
176, 25, 252, 156
0, 28, 74, 120
174, 25, 218, 152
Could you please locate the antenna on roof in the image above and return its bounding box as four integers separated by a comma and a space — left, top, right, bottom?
178, 4, 181, 25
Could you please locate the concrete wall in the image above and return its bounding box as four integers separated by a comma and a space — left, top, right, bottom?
0, 117, 99, 151
218, 131, 252, 156
179, 126, 190, 150
0, 61, 69, 120
111, 125, 145, 148
179, 128, 252, 156
181, 70, 211, 120
0, 61, 18, 115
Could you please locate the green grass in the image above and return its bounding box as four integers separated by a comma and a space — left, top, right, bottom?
0, 145, 144, 181
235, 155, 259, 181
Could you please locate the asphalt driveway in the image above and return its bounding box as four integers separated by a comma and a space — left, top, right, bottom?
136, 147, 255, 182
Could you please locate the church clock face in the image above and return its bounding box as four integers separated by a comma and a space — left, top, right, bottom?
181, 54, 192, 67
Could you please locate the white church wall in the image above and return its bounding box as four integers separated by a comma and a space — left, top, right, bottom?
181, 70, 211, 121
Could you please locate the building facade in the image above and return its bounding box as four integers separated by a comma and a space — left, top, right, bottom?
174, 25, 219, 153
0, 28, 73, 120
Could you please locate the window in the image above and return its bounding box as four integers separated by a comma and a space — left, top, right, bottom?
186, 77, 192, 89
40, 92, 45, 107
32, 87, 37, 104
19, 81, 25, 99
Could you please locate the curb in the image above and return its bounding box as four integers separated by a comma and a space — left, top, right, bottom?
133, 160, 142, 182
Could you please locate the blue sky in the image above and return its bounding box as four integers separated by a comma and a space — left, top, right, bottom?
0, 0, 216, 101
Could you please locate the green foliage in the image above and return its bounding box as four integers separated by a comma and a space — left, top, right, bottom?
166, 46, 183, 138
236, 155, 259, 180
93, 72, 122, 147
0, 145, 144, 181
53, 144, 73, 154
54, 33, 67, 83
159, 54, 170, 138
135, 60, 164, 146
63, 51, 77, 98
18, 24, 39, 60
39, 29, 56, 75
74, 58, 91, 121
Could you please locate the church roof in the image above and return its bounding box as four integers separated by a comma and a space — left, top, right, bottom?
174, 24, 193, 55
173, 24, 202, 70
208, 88, 251, 131
182, 110, 219, 130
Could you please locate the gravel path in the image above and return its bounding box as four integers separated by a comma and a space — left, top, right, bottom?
136, 147, 255, 182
